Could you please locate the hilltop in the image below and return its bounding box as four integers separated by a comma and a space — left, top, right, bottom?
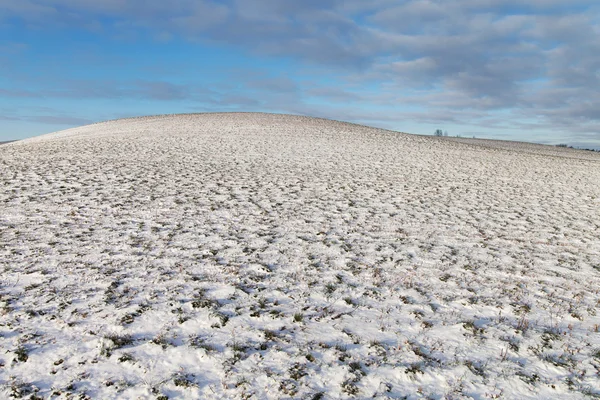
1, 113, 599, 399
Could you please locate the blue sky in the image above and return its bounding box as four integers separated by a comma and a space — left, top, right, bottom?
1, 0, 599, 148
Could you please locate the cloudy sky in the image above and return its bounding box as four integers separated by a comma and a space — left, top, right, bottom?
1, 0, 599, 147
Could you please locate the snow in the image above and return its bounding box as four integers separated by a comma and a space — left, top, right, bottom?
1, 112, 599, 399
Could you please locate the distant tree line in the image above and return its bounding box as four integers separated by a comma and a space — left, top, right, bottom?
556, 144, 600, 152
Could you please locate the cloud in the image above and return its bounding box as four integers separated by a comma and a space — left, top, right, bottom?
246, 76, 298, 93
0, 80, 213, 101
0, 41, 28, 53
132, 81, 193, 101
0, 88, 39, 98
0, 0, 379, 67
211, 95, 262, 108
305, 87, 362, 102
25, 115, 93, 125
0, 111, 93, 126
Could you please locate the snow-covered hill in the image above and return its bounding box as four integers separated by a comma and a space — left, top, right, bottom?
1, 113, 599, 399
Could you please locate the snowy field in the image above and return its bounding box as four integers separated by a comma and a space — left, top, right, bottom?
1, 113, 599, 399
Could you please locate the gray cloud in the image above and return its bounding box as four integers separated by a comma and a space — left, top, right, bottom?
246, 76, 299, 93
0, 111, 93, 126
0, 88, 39, 97
0, 80, 215, 102
305, 87, 362, 102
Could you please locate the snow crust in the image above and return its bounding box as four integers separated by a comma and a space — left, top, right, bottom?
1, 113, 599, 399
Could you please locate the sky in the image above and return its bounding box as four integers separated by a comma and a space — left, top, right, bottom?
1, 0, 599, 148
